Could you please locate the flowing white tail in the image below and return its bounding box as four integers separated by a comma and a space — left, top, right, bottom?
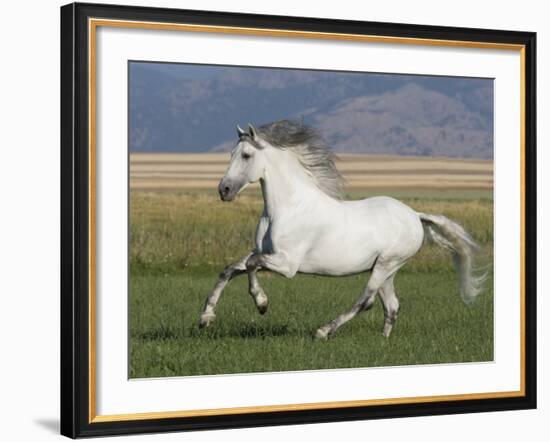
419, 213, 486, 304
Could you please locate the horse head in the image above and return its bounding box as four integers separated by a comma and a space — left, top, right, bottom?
218, 123, 267, 201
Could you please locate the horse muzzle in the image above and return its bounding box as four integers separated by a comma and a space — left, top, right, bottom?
218, 179, 238, 202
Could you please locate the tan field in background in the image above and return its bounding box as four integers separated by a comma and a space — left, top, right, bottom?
130, 153, 493, 192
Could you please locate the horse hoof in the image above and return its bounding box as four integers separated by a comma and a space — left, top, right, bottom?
255, 292, 268, 315
198, 313, 216, 329
382, 324, 393, 338
314, 328, 329, 340
257, 302, 268, 315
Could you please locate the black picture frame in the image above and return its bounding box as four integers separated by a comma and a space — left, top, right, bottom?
60, 2, 537, 438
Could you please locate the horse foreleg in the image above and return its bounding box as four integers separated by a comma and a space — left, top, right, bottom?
199, 253, 251, 328
246, 264, 269, 315
246, 252, 297, 315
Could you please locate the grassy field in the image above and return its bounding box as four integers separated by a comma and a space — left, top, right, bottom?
129, 179, 494, 378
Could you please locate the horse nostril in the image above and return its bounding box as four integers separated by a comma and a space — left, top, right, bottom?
224, 186, 230, 194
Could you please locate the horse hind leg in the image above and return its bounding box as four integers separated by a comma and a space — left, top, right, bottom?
378, 276, 400, 338
314, 286, 377, 340
315, 261, 398, 339
314, 283, 376, 340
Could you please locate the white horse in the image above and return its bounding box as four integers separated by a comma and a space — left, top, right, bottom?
199, 120, 484, 339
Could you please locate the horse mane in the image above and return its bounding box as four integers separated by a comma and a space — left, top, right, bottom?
256, 119, 345, 199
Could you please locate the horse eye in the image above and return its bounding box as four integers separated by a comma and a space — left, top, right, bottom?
242, 152, 252, 160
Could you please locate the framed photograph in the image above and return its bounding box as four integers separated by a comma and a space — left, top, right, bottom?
60, 2, 536, 438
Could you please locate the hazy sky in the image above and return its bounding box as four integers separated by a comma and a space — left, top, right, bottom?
129, 61, 494, 158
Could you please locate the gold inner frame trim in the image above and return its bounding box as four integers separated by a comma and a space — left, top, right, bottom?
88, 17, 527, 424
91, 390, 524, 423
90, 18, 525, 50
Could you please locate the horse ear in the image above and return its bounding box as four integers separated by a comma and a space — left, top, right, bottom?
236, 124, 246, 138
248, 123, 257, 140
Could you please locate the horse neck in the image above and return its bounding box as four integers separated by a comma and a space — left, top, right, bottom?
260, 150, 329, 220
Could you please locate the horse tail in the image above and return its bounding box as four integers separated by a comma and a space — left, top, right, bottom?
418, 212, 486, 304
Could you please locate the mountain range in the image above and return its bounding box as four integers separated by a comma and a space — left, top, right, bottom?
129, 62, 493, 159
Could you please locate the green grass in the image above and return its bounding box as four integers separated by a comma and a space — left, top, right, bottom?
129, 191, 494, 378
